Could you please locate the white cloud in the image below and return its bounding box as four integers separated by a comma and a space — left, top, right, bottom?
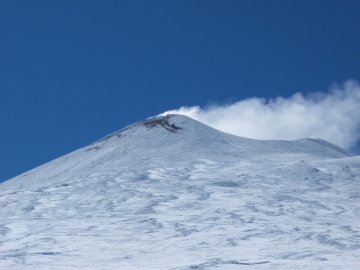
161, 80, 360, 152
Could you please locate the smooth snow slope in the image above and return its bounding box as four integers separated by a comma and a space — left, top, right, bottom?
0, 114, 359, 269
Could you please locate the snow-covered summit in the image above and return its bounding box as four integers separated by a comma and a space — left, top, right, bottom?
91, 114, 352, 154
0, 114, 359, 269
92, 114, 352, 157
1, 114, 350, 190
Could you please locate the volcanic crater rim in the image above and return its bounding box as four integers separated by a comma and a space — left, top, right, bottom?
93, 114, 183, 144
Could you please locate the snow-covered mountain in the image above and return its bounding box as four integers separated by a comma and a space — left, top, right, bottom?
1, 114, 359, 269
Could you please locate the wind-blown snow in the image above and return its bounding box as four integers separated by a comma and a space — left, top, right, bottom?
0, 115, 359, 269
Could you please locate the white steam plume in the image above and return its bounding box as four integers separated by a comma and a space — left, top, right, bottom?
162, 80, 360, 152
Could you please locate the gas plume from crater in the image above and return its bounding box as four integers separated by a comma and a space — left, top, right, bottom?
162, 80, 360, 152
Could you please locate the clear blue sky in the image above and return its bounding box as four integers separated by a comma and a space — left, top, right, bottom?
1, 0, 360, 183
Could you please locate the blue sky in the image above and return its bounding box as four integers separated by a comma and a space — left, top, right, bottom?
1, 0, 360, 183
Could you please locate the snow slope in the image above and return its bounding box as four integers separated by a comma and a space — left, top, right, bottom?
0, 114, 359, 269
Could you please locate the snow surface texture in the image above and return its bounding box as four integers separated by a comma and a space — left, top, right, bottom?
0, 114, 359, 269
